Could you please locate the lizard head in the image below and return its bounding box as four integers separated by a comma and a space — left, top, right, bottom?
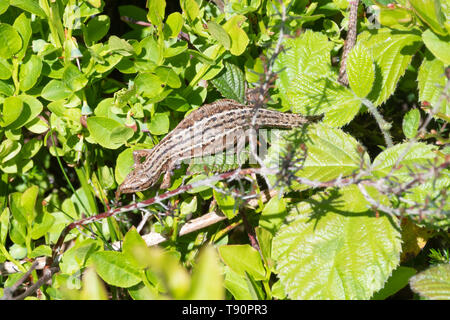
115, 169, 159, 201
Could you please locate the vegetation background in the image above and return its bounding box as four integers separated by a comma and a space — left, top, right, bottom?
0, 0, 448, 300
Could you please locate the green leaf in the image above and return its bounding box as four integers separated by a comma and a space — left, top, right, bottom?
0, 23, 22, 59
244, 271, 265, 300
0, 208, 10, 245
347, 43, 374, 98
20, 185, 38, 224
122, 227, 149, 269
108, 36, 134, 56
422, 29, 450, 65
91, 251, 142, 288
187, 246, 225, 299
19, 55, 42, 92
9, 192, 27, 226
372, 266, 416, 300
0, 58, 12, 80
255, 227, 272, 267
60, 238, 101, 275
154, 66, 181, 88
224, 266, 254, 300
359, 29, 422, 106
402, 109, 421, 139
115, 148, 134, 185
409, 0, 447, 35
410, 264, 450, 300
1, 96, 23, 127
12, 13, 31, 60
0, 0, 9, 15
41, 80, 72, 101
219, 244, 266, 281
275, 30, 360, 127
207, 21, 231, 49
87, 117, 133, 149
80, 267, 108, 300
31, 211, 55, 240
148, 112, 169, 135
181, 0, 199, 22
63, 64, 88, 92
273, 185, 401, 299
211, 62, 245, 103
223, 15, 249, 56
418, 55, 448, 115
265, 124, 371, 191
164, 12, 183, 39
378, 7, 413, 27
259, 196, 287, 236
10, 0, 46, 17
84, 15, 110, 44
213, 188, 237, 219
372, 142, 438, 180
135, 73, 164, 98
147, 0, 166, 27
29, 245, 52, 258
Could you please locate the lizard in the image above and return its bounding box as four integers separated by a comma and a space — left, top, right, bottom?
115, 98, 321, 200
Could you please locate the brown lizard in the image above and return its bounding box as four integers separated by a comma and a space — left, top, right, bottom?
115, 99, 321, 200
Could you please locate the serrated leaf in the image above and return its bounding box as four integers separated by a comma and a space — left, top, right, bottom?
211, 62, 245, 103
372, 142, 438, 180
275, 31, 360, 127
347, 43, 374, 98
91, 251, 142, 288
265, 123, 370, 191
372, 266, 417, 300
273, 185, 401, 300
219, 245, 266, 281
402, 109, 420, 139
418, 54, 448, 115
410, 264, 450, 300
359, 29, 422, 106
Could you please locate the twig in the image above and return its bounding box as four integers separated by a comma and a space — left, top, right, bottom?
0, 260, 39, 300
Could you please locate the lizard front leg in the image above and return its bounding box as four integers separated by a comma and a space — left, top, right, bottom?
133, 149, 153, 167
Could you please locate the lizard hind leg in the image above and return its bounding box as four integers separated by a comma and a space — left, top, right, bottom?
160, 161, 176, 189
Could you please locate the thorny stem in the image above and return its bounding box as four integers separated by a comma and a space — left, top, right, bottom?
362, 98, 394, 148
338, 0, 359, 86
